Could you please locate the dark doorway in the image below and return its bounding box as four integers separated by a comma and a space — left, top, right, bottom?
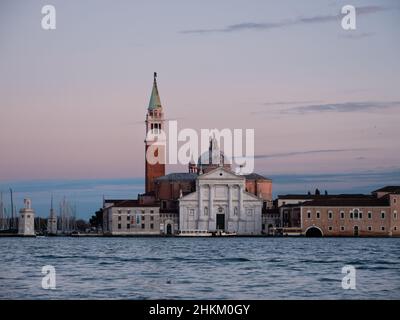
353, 226, 359, 237
166, 224, 172, 235
216, 214, 225, 231
305, 227, 323, 237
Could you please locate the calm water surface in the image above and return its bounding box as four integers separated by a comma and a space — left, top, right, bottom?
0, 237, 399, 299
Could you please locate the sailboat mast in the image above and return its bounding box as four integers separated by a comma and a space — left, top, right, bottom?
9, 188, 14, 230
0, 192, 3, 230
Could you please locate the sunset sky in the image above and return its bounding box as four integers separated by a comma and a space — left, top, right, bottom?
0, 0, 399, 218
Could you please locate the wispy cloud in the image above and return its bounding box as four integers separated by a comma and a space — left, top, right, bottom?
262, 100, 322, 106
339, 32, 374, 39
181, 5, 386, 34
255, 148, 367, 159
280, 101, 400, 114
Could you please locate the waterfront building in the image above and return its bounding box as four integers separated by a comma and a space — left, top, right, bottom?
18, 199, 35, 236
103, 200, 160, 236
277, 186, 400, 237
102, 73, 272, 235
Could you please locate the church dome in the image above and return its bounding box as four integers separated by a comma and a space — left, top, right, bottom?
196, 136, 231, 173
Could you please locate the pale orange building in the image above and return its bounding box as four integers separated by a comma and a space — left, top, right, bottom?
278, 186, 400, 237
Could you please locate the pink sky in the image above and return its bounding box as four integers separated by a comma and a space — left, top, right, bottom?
1, 0, 400, 181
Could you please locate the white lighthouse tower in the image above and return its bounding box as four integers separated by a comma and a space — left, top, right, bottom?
18, 198, 35, 236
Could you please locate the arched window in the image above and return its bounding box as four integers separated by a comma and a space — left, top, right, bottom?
204, 206, 208, 216
234, 207, 238, 216
354, 209, 359, 219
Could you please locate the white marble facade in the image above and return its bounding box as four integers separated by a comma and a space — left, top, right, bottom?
179, 167, 263, 235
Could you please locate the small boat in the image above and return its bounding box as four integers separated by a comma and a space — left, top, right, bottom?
213, 231, 237, 237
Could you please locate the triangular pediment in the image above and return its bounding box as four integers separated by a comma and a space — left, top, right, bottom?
198, 166, 244, 181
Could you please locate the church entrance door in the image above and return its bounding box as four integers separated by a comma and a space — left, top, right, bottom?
216, 214, 225, 231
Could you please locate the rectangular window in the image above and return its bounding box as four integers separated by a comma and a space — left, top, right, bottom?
151, 216, 154, 221
141, 224, 145, 229
127, 216, 130, 220
307, 211, 311, 219
189, 209, 195, 216
316, 211, 320, 219
118, 216, 121, 221
368, 226, 372, 231
142, 215, 145, 221
350, 212, 353, 219
368, 212, 372, 219
381, 226, 385, 231
127, 224, 130, 229
359, 212, 363, 219
150, 223, 154, 229
340, 226, 345, 231
328, 226, 333, 231
118, 224, 121, 229
381, 212, 385, 219
328, 211, 333, 219
340, 211, 345, 219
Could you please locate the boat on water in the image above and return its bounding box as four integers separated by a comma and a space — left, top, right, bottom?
178, 230, 237, 237
214, 231, 237, 237
178, 230, 213, 237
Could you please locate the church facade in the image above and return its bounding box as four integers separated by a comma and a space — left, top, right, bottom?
102, 73, 272, 236
179, 167, 263, 235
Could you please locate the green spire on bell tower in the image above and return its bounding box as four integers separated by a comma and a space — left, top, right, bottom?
148, 72, 162, 110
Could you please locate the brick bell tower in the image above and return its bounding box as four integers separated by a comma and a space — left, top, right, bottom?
145, 72, 166, 194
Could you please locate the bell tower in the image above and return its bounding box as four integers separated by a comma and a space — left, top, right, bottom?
145, 72, 166, 194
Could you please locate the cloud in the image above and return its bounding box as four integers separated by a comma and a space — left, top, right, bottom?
255, 148, 367, 159
262, 100, 322, 106
339, 32, 374, 39
280, 101, 400, 114
181, 5, 386, 34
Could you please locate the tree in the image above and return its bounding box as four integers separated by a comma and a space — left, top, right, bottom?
315, 188, 320, 195
324, 190, 328, 195
89, 208, 103, 229
76, 219, 89, 232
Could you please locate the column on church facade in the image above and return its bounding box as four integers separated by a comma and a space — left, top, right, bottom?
198, 183, 202, 218
197, 182, 203, 230
209, 184, 215, 230
228, 185, 233, 220
239, 184, 244, 218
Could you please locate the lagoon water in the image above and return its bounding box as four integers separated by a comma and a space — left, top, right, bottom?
0, 237, 399, 299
